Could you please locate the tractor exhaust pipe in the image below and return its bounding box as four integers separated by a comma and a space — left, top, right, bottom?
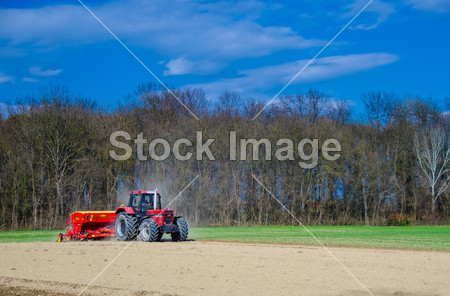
153, 188, 157, 210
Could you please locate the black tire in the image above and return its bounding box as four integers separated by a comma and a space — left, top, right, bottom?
139, 219, 159, 242
114, 212, 137, 241
171, 232, 180, 242
171, 218, 188, 242
156, 229, 163, 241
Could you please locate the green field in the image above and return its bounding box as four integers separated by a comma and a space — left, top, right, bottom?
191, 226, 450, 251
0, 230, 64, 243
1, 226, 449, 250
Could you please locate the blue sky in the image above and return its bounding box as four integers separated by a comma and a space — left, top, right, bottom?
0, 0, 449, 113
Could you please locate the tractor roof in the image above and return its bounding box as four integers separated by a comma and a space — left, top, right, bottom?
130, 190, 159, 195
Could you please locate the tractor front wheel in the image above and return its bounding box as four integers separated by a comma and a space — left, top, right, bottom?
139, 219, 159, 242
114, 212, 137, 241
171, 218, 188, 242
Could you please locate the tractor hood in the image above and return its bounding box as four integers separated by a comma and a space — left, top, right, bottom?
147, 209, 174, 216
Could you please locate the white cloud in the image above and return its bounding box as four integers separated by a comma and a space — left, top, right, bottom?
22, 77, 39, 83
0, 1, 323, 74
29, 66, 62, 76
327, 98, 356, 108
0, 5, 105, 46
344, 0, 396, 30
164, 57, 191, 76
190, 53, 399, 99
163, 57, 222, 76
0, 72, 14, 83
405, 0, 450, 12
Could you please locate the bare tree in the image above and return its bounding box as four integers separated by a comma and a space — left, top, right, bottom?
216, 90, 240, 117
286, 89, 327, 124
327, 99, 351, 124
2, 85, 449, 229
361, 91, 397, 128
414, 127, 449, 218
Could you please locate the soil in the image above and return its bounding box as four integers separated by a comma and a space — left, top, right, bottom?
0, 240, 448, 295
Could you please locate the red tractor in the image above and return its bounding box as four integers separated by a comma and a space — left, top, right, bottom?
114, 189, 188, 242
58, 189, 188, 242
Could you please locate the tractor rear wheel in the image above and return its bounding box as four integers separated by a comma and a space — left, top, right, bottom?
171, 218, 188, 242
114, 212, 137, 241
139, 219, 159, 242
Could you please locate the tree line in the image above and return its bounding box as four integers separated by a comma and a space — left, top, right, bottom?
0, 84, 448, 230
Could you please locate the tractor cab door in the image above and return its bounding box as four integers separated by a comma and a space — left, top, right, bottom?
129, 194, 142, 216
141, 193, 154, 213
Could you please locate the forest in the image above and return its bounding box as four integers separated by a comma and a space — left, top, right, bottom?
0, 84, 448, 230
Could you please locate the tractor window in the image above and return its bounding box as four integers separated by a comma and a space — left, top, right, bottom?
129, 194, 141, 214
130, 194, 139, 207
155, 194, 162, 210
142, 194, 154, 211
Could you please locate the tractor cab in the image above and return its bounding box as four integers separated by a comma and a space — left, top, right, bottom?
128, 190, 161, 217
